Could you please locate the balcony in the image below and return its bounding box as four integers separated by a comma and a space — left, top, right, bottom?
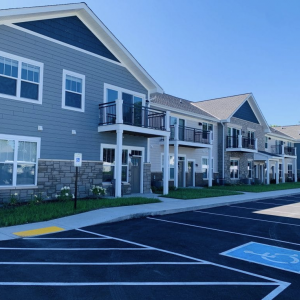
98, 100, 169, 138
226, 135, 257, 153
166, 124, 212, 148
271, 145, 296, 157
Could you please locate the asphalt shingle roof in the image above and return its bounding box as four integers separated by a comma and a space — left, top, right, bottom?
150, 93, 215, 118
272, 125, 300, 140
269, 127, 293, 139
192, 93, 251, 120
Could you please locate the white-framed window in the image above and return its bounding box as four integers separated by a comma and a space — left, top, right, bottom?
248, 160, 253, 179
288, 164, 293, 178
202, 157, 213, 180
230, 159, 239, 179
0, 50, 43, 104
62, 70, 85, 112
102, 148, 128, 183
265, 137, 268, 149
161, 154, 175, 180
0, 134, 40, 187
279, 163, 282, 179
203, 122, 214, 140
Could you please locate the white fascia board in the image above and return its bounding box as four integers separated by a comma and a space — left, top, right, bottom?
150, 103, 218, 123
0, 3, 163, 94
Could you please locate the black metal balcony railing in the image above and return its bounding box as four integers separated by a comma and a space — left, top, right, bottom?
170, 125, 210, 144
271, 145, 295, 156
99, 102, 166, 130
226, 136, 256, 150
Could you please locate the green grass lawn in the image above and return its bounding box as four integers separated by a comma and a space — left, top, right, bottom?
0, 197, 160, 227
209, 182, 300, 193
162, 188, 241, 200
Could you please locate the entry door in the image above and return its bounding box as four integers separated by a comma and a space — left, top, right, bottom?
187, 161, 194, 187
178, 161, 185, 187
232, 128, 240, 148
131, 157, 141, 193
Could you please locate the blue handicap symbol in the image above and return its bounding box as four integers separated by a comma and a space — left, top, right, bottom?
221, 242, 300, 273
76, 158, 80, 162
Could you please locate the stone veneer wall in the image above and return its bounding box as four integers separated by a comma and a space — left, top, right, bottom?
143, 163, 151, 193
0, 159, 103, 203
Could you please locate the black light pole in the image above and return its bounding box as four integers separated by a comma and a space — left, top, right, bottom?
74, 166, 78, 210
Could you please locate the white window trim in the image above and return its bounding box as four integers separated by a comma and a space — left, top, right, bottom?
230, 158, 239, 180
161, 153, 187, 181
203, 122, 214, 141
0, 134, 41, 188
287, 163, 293, 177
100, 144, 144, 189
62, 69, 85, 112
103, 83, 146, 106
0, 50, 44, 105
248, 160, 253, 179
202, 156, 213, 180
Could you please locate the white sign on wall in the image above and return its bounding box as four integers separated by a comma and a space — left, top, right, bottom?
74, 153, 82, 167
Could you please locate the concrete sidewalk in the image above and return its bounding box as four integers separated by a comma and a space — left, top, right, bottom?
1, 188, 300, 241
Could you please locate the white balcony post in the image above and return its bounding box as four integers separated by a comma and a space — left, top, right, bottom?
209, 131, 213, 145
174, 122, 179, 188
238, 135, 242, 148
208, 147, 212, 187
266, 159, 270, 185
281, 145, 284, 156
275, 161, 279, 184
295, 147, 297, 156
163, 112, 170, 195
115, 128, 123, 197
255, 138, 258, 150
294, 158, 298, 182
282, 159, 285, 183
116, 99, 123, 124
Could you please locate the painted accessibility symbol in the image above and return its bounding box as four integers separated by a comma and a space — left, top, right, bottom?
221, 242, 300, 273
244, 251, 299, 264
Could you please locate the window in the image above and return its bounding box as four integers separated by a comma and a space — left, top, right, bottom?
279, 163, 282, 179
288, 164, 293, 178
230, 159, 239, 179
248, 161, 253, 179
203, 122, 213, 140
170, 117, 177, 139
162, 155, 175, 180
62, 70, 85, 112
0, 51, 43, 104
265, 137, 268, 149
202, 157, 213, 179
102, 148, 128, 182
0, 135, 40, 187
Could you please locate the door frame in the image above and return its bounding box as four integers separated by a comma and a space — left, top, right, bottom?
131, 155, 142, 193
187, 159, 195, 187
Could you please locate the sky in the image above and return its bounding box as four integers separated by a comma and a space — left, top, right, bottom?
1, 0, 299, 126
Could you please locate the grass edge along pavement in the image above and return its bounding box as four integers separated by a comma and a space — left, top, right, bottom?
209, 182, 300, 193
162, 188, 242, 199
0, 197, 160, 227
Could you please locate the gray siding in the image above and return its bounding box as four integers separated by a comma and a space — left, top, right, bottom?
0, 25, 148, 161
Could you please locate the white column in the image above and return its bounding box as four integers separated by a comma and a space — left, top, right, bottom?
266, 159, 270, 185
238, 135, 242, 148
282, 158, 285, 183
116, 99, 123, 124
261, 164, 264, 184
255, 138, 258, 150
275, 161, 279, 184
115, 128, 123, 197
174, 123, 179, 188
294, 158, 297, 182
163, 137, 170, 195
208, 147, 212, 187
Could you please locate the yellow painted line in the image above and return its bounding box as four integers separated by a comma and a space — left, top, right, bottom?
13, 226, 64, 237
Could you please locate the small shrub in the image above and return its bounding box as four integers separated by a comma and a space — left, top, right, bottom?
56, 186, 74, 201
90, 185, 106, 198
29, 192, 44, 205
9, 193, 19, 205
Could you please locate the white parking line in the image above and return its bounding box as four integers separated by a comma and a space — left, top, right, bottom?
230, 205, 300, 216
23, 238, 110, 240
0, 262, 209, 265
0, 281, 281, 286
254, 201, 294, 206
0, 248, 154, 251
147, 217, 300, 247
194, 211, 300, 227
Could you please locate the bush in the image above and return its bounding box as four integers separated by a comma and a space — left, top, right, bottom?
90, 185, 106, 198
56, 186, 74, 201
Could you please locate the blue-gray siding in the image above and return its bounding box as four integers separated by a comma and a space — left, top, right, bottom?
15, 16, 119, 62
233, 101, 259, 124
0, 25, 149, 161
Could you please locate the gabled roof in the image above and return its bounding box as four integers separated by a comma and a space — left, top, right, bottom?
192, 93, 251, 120
268, 127, 294, 140
192, 93, 270, 132
150, 93, 217, 120
272, 125, 300, 141
0, 3, 163, 94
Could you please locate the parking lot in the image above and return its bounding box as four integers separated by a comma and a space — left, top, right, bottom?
1, 194, 300, 299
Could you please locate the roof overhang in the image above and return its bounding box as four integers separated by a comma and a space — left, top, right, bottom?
0, 3, 163, 94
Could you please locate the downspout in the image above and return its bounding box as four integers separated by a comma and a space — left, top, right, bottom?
221, 121, 225, 180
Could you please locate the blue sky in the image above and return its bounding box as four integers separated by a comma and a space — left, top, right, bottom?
1, 0, 299, 125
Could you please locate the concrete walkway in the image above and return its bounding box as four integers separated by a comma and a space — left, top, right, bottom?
1, 188, 300, 241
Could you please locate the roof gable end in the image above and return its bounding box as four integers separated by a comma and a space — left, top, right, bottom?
233, 100, 259, 124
